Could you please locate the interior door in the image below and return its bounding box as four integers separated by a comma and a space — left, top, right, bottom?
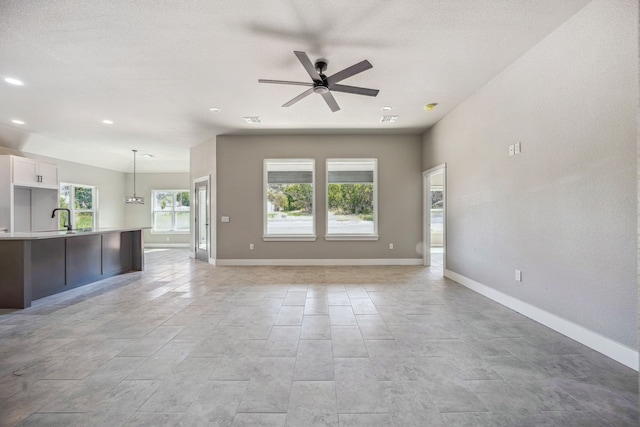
194, 179, 209, 262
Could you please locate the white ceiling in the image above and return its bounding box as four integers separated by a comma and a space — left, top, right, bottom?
0, 0, 591, 173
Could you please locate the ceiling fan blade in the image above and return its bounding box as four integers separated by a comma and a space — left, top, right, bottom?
259, 79, 314, 87
283, 88, 315, 107
294, 51, 321, 81
326, 60, 372, 85
329, 84, 379, 97
321, 91, 340, 112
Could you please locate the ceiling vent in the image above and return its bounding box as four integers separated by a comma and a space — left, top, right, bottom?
243, 116, 262, 124
380, 115, 399, 123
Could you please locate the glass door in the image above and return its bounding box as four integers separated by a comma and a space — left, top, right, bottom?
423, 165, 446, 270
194, 179, 209, 262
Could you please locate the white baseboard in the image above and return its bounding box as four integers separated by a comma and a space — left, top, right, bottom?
445, 269, 639, 371
216, 258, 423, 266
145, 243, 189, 248
186, 251, 215, 264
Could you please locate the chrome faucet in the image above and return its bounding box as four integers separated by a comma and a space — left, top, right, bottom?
51, 208, 72, 231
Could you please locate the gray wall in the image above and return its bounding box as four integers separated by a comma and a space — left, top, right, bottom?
217, 134, 422, 260
124, 173, 190, 245
422, 0, 637, 348
190, 137, 216, 259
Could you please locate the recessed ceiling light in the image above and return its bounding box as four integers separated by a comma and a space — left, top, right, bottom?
424, 103, 438, 111
11, 119, 25, 125
4, 77, 24, 86
142, 154, 154, 158
102, 119, 114, 125
381, 106, 392, 111
243, 116, 262, 124
209, 107, 221, 113
380, 115, 399, 123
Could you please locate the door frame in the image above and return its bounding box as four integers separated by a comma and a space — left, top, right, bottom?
194, 175, 210, 263
422, 163, 446, 269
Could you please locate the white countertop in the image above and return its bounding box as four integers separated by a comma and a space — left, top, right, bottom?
0, 227, 150, 240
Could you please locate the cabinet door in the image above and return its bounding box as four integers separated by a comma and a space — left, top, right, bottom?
12, 157, 38, 186
38, 161, 59, 189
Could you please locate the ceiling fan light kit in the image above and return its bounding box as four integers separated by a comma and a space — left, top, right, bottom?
259, 51, 379, 112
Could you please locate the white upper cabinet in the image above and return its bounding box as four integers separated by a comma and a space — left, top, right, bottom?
36, 160, 59, 188
11, 156, 59, 189
12, 157, 38, 186
0, 155, 60, 232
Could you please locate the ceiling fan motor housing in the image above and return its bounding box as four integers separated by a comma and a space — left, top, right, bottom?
314, 60, 328, 74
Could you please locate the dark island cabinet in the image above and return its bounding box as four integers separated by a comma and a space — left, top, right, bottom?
0, 228, 145, 308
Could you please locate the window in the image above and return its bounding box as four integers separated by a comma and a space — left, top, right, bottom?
264, 159, 315, 241
59, 183, 98, 229
152, 190, 190, 233
326, 159, 378, 240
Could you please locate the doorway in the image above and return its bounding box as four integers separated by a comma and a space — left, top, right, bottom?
194, 177, 210, 262
423, 164, 446, 271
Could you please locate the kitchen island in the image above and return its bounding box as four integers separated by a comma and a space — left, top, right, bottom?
0, 227, 148, 308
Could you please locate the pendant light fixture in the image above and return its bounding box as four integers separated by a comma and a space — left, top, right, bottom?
124, 149, 144, 204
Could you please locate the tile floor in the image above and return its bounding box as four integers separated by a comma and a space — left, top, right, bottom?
0, 249, 637, 426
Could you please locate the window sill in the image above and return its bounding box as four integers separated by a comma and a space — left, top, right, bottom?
325, 234, 379, 241
263, 235, 317, 242
150, 230, 189, 235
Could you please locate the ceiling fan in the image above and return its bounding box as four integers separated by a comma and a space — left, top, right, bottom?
259, 51, 379, 112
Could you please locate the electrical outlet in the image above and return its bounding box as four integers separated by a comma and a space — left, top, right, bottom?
249, 243, 254, 250
389, 243, 394, 250
515, 270, 522, 282
515, 142, 521, 154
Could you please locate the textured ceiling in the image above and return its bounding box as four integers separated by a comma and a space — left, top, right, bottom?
0, 0, 591, 172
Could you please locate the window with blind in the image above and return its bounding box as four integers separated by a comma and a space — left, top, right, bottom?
326, 159, 378, 240
264, 159, 315, 240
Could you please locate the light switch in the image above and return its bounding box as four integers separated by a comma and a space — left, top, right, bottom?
509, 145, 515, 156
221, 216, 230, 223
515, 142, 521, 154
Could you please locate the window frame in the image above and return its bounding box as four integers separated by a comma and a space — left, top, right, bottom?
59, 182, 99, 230
263, 159, 316, 242
325, 158, 379, 241
150, 189, 191, 234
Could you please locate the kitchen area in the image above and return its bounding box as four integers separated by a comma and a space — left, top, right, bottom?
0, 154, 147, 309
